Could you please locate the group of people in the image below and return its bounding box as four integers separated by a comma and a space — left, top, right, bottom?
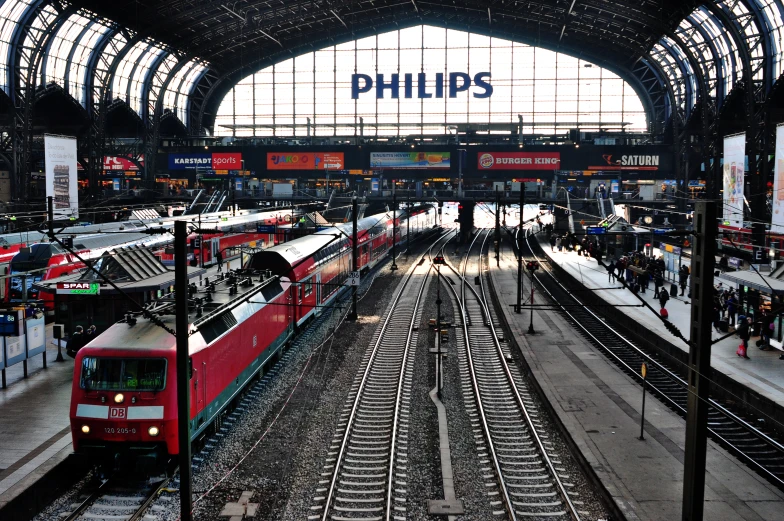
549, 232, 604, 260
66, 325, 97, 359
712, 283, 782, 360
604, 252, 690, 315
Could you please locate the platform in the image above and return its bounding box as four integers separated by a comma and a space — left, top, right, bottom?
0, 322, 73, 510
538, 237, 784, 411
491, 240, 784, 520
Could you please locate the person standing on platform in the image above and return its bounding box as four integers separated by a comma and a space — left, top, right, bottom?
658, 287, 669, 312
66, 326, 85, 359
654, 270, 664, 298
679, 264, 689, 296
549, 234, 556, 251
726, 291, 738, 326
607, 260, 616, 283
556, 236, 562, 252
216, 250, 224, 272
737, 316, 751, 359
86, 325, 97, 345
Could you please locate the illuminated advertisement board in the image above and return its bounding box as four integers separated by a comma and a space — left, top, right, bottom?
723, 133, 745, 228
478, 152, 560, 170
370, 152, 450, 169
44, 134, 79, 219
266, 152, 345, 170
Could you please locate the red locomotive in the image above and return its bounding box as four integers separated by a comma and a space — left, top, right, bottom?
69, 206, 437, 470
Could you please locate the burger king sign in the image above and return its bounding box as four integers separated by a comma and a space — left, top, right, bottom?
477, 152, 561, 170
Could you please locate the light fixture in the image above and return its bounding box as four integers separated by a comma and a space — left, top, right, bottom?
81, 425, 90, 434
114, 393, 125, 404
575, 144, 580, 148
643, 216, 653, 225
148, 426, 160, 437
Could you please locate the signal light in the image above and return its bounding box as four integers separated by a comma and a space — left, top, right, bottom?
526, 261, 540, 272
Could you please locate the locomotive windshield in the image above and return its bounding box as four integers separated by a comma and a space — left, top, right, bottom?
80, 357, 167, 391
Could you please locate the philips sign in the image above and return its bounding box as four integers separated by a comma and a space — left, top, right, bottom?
351, 72, 493, 99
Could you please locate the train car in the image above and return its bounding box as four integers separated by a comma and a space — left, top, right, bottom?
69, 205, 436, 470
4, 209, 294, 308
70, 272, 294, 469
717, 223, 784, 260
246, 206, 437, 326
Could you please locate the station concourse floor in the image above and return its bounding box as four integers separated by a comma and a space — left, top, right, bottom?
539, 237, 784, 409
0, 321, 74, 510
490, 238, 784, 520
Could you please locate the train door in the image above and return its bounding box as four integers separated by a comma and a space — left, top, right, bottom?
200, 361, 207, 414
193, 358, 206, 415
315, 273, 322, 311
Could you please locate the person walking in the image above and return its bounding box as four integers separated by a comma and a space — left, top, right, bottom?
658, 287, 669, 311
556, 236, 562, 252
216, 250, 224, 272
737, 316, 751, 359
606, 260, 616, 283
66, 326, 85, 359
549, 234, 556, 252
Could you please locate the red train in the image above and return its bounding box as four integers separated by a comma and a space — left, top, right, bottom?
69, 206, 437, 470
4, 210, 291, 310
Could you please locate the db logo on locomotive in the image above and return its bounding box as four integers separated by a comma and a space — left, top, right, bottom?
110, 407, 127, 419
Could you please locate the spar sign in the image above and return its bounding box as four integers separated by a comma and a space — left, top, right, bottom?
478, 152, 560, 170
56, 282, 100, 295
168, 153, 242, 170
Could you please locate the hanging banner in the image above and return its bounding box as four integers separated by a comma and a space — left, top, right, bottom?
266, 152, 344, 170
478, 152, 560, 170
370, 152, 451, 169
723, 133, 745, 228
44, 135, 79, 219
773, 125, 784, 229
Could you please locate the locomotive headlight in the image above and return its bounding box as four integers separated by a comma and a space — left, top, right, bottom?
148, 426, 160, 437
114, 393, 125, 404
81, 425, 90, 434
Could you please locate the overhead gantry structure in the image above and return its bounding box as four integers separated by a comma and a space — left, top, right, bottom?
0, 0, 782, 217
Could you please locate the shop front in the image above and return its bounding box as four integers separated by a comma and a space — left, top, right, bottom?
719, 270, 784, 351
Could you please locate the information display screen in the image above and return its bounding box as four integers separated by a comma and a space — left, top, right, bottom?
0, 312, 21, 336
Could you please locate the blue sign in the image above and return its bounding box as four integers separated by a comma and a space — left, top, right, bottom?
586, 226, 606, 235
351, 72, 493, 99
653, 228, 675, 235
168, 154, 211, 170
256, 225, 276, 233
0, 312, 20, 336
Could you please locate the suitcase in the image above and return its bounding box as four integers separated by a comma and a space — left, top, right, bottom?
660, 308, 669, 319
719, 320, 729, 333
670, 283, 678, 297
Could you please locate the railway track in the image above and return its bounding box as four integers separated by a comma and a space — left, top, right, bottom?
310, 231, 453, 521
441, 229, 583, 521
62, 475, 170, 521
519, 227, 784, 489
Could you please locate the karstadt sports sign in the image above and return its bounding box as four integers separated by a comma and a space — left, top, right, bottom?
168, 153, 242, 170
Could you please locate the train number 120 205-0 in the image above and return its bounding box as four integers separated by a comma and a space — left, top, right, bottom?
104, 427, 137, 434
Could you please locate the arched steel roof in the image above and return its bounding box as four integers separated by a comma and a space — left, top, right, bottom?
0, 0, 781, 133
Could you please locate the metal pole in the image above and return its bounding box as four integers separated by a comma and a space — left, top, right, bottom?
682, 201, 716, 521
49, 197, 64, 363
458, 149, 464, 198
198, 213, 203, 268
391, 189, 398, 270
639, 364, 648, 441
407, 193, 410, 256
436, 264, 442, 399
174, 220, 192, 521
528, 269, 535, 334
516, 185, 524, 314
348, 197, 358, 321
495, 187, 500, 267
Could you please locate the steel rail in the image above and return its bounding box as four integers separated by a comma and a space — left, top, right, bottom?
441, 228, 581, 521
518, 227, 784, 488
62, 475, 170, 521
319, 230, 454, 521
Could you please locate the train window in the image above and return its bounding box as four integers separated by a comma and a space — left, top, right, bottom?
304, 279, 313, 297
80, 357, 166, 391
